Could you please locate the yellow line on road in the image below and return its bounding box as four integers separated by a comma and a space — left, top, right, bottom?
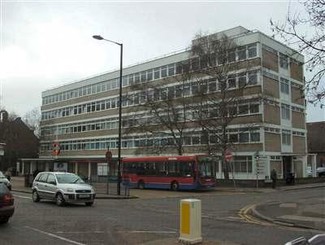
238, 204, 272, 226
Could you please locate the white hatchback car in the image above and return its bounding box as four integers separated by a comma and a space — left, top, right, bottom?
32, 172, 96, 206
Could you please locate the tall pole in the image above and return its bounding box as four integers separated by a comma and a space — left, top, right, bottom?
93, 35, 123, 195
117, 43, 123, 196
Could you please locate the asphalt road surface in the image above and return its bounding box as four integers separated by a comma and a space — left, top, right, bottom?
0, 188, 323, 245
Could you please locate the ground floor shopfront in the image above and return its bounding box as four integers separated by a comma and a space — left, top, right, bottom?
20, 152, 310, 183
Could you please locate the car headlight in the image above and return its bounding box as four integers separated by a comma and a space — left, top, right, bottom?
66, 188, 74, 192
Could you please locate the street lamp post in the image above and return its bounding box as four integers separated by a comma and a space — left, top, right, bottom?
93, 35, 123, 195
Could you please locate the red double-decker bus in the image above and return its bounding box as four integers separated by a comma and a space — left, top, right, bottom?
121, 155, 217, 191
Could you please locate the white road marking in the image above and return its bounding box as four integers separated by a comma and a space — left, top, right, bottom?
57, 231, 105, 234
121, 230, 177, 234
13, 194, 31, 199
25, 226, 86, 245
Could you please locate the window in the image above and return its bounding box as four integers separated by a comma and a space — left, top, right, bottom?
168, 64, 175, 76
228, 74, 236, 88
208, 79, 217, 92
227, 50, 236, 62
47, 174, 56, 184
167, 87, 174, 99
191, 58, 200, 71
154, 68, 160, 79
141, 71, 147, 82
192, 135, 200, 145
238, 73, 246, 88
239, 132, 249, 142
233, 156, 252, 173
281, 104, 290, 120
280, 53, 288, 69
250, 104, 259, 113
147, 70, 153, 81
192, 82, 199, 94
238, 104, 249, 115
184, 84, 191, 96
122, 76, 128, 86
280, 78, 290, 94
161, 66, 167, 77
176, 85, 183, 97
129, 74, 134, 84
248, 71, 258, 85
229, 134, 238, 143
98, 163, 108, 176
248, 44, 257, 58
134, 73, 140, 83
282, 130, 291, 145
237, 47, 246, 61
250, 132, 260, 142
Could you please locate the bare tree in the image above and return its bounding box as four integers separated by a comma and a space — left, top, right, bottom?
125, 70, 194, 156
190, 34, 260, 179
125, 33, 260, 179
270, 0, 325, 107
23, 107, 41, 137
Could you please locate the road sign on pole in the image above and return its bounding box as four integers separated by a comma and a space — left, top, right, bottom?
225, 150, 233, 162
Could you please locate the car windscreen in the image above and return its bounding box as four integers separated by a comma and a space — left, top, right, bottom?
55, 174, 85, 184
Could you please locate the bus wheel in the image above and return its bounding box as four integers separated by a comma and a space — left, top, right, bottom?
171, 181, 179, 191
138, 180, 145, 189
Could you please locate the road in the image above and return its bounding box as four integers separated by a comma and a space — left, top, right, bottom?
0, 188, 323, 244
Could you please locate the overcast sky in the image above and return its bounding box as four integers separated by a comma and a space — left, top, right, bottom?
0, 0, 324, 122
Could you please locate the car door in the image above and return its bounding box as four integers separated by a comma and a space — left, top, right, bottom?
45, 173, 58, 200
34, 173, 49, 199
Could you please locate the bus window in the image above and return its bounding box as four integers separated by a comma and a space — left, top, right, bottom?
156, 162, 167, 176
179, 162, 194, 177
167, 161, 178, 177
198, 157, 216, 177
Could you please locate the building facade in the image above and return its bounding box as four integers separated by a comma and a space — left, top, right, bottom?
0, 110, 39, 173
35, 26, 307, 181
307, 121, 325, 169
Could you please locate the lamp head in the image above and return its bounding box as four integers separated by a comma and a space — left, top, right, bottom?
92, 35, 104, 40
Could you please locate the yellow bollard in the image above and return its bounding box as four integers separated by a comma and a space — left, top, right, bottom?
179, 199, 202, 244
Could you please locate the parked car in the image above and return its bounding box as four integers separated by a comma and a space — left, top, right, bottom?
316, 167, 325, 177
32, 172, 96, 206
0, 171, 12, 190
0, 183, 15, 224
306, 166, 312, 177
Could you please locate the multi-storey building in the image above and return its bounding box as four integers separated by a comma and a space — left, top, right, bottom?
30, 26, 307, 181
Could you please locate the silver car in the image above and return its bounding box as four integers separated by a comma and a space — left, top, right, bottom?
0, 171, 12, 190
32, 172, 96, 206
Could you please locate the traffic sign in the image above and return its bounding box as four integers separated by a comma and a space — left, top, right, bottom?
225, 150, 233, 162
105, 150, 112, 162
52, 142, 61, 156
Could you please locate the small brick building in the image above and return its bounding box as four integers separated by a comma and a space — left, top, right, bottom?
307, 121, 325, 167
0, 110, 39, 172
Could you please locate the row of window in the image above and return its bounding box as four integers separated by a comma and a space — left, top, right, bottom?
41, 70, 260, 121
265, 128, 306, 146
262, 45, 290, 70
41, 101, 261, 137
42, 44, 258, 106
40, 129, 261, 153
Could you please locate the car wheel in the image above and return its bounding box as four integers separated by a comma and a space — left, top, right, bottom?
138, 180, 145, 189
56, 193, 65, 206
171, 181, 179, 191
85, 202, 94, 206
32, 190, 40, 202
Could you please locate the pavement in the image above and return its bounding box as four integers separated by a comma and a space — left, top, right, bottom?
9, 176, 325, 244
